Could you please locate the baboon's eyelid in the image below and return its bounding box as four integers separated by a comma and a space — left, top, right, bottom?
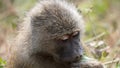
60, 35, 69, 40
72, 31, 79, 36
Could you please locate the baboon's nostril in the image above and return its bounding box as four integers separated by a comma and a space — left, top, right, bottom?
74, 55, 82, 62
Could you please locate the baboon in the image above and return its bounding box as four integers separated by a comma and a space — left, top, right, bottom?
6, 0, 103, 68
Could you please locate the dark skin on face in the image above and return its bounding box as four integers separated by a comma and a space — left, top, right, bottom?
55, 31, 83, 67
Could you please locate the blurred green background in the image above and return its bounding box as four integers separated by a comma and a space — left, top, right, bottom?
0, 0, 120, 68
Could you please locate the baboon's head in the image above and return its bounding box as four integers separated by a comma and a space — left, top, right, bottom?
28, 0, 84, 67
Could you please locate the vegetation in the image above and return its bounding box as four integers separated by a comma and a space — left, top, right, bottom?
0, 58, 6, 68
0, 0, 120, 68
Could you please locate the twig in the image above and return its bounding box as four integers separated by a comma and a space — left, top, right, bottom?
103, 58, 120, 65
85, 32, 105, 44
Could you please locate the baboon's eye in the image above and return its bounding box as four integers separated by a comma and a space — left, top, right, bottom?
60, 35, 69, 41
72, 31, 79, 37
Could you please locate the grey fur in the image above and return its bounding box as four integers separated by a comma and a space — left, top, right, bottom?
6, 0, 84, 68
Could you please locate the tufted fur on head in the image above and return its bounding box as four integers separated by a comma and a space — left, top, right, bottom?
26, 0, 84, 38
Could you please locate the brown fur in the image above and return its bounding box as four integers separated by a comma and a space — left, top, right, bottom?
6, 0, 85, 68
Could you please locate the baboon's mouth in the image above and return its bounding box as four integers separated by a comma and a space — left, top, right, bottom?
70, 62, 81, 68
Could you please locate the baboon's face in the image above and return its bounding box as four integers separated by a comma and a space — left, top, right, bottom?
45, 30, 84, 67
